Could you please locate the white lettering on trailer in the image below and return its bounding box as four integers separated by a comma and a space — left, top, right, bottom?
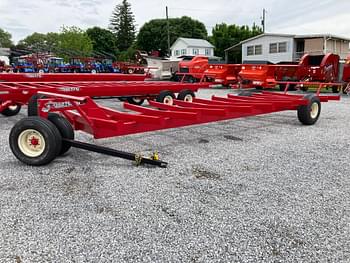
42, 101, 72, 112
57, 87, 81, 92
0, 91, 9, 94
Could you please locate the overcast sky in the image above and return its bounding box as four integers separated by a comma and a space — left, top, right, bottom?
1, 0, 350, 43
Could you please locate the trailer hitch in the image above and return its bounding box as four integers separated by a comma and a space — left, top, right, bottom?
64, 139, 168, 168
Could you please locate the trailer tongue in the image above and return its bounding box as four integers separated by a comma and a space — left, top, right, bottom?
8, 90, 340, 167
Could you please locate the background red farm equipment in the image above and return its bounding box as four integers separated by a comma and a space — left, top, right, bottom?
204, 64, 242, 86
7, 89, 340, 167
238, 53, 341, 91
112, 62, 145, 74
0, 80, 210, 117
178, 55, 242, 86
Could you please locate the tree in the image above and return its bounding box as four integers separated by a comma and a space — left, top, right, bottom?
57, 26, 93, 60
210, 23, 262, 62
137, 16, 208, 56
17, 33, 48, 52
0, 28, 13, 48
110, 0, 136, 51
86, 27, 118, 59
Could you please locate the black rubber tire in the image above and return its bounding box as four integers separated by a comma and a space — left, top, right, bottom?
1, 104, 22, 116
332, 86, 339, 93
156, 90, 175, 105
48, 113, 74, 155
177, 89, 195, 102
127, 68, 134, 74
28, 94, 46, 116
9, 117, 62, 166
297, 94, 321, 125
126, 97, 145, 105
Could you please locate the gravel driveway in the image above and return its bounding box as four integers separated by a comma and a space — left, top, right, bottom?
0, 89, 349, 262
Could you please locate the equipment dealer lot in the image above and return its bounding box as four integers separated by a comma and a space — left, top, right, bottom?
0, 89, 349, 262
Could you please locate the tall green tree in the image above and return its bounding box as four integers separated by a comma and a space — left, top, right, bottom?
110, 0, 136, 51
17, 32, 48, 52
86, 27, 118, 59
210, 23, 262, 62
137, 16, 208, 56
0, 28, 13, 48
57, 26, 93, 60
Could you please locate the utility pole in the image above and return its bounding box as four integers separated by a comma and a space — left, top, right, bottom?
261, 8, 266, 33
166, 6, 170, 56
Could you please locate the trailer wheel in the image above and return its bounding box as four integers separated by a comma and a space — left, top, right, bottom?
91, 69, 97, 74
177, 89, 195, 102
1, 104, 22, 116
9, 117, 62, 165
126, 97, 145, 105
156, 90, 175, 105
28, 94, 46, 116
297, 94, 321, 125
48, 113, 74, 155
127, 68, 134, 74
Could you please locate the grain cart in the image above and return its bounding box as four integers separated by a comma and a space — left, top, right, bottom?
7, 87, 339, 167
238, 53, 340, 91
204, 64, 242, 86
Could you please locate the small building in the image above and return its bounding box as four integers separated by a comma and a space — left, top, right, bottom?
170, 38, 214, 59
225, 33, 350, 63
0, 48, 10, 65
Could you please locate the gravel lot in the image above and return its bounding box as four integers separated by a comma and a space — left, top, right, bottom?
0, 89, 349, 262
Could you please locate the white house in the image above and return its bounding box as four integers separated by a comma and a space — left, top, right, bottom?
170, 38, 214, 59
0, 48, 10, 65
225, 33, 350, 63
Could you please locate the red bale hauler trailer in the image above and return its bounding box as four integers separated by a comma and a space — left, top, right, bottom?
239, 53, 340, 91
7, 88, 339, 167
0, 73, 149, 83
0, 81, 209, 116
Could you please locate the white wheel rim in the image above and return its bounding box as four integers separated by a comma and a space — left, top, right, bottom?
8, 104, 19, 111
91, 70, 97, 74
163, 95, 174, 105
184, 94, 193, 102
310, 102, 319, 119
18, 129, 46, 157
132, 97, 143, 103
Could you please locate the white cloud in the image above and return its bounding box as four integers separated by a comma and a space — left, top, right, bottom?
1, 0, 350, 43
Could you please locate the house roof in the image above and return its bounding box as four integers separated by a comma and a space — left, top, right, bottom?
224, 33, 350, 52
171, 38, 214, 49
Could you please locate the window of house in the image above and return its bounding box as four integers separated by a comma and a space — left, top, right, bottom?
175, 50, 180, 56
254, 45, 262, 55
269, 43, 278, 53
205, 49, 210, 56
247, 46, 254, 56
193, 49, 199, 55
181, 49, 186, 55
278, 42, 287, 53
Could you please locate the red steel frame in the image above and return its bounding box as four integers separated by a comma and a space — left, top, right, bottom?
35, 91, 340, 139
0, 81, 211, 112
0, 73, 149, 82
